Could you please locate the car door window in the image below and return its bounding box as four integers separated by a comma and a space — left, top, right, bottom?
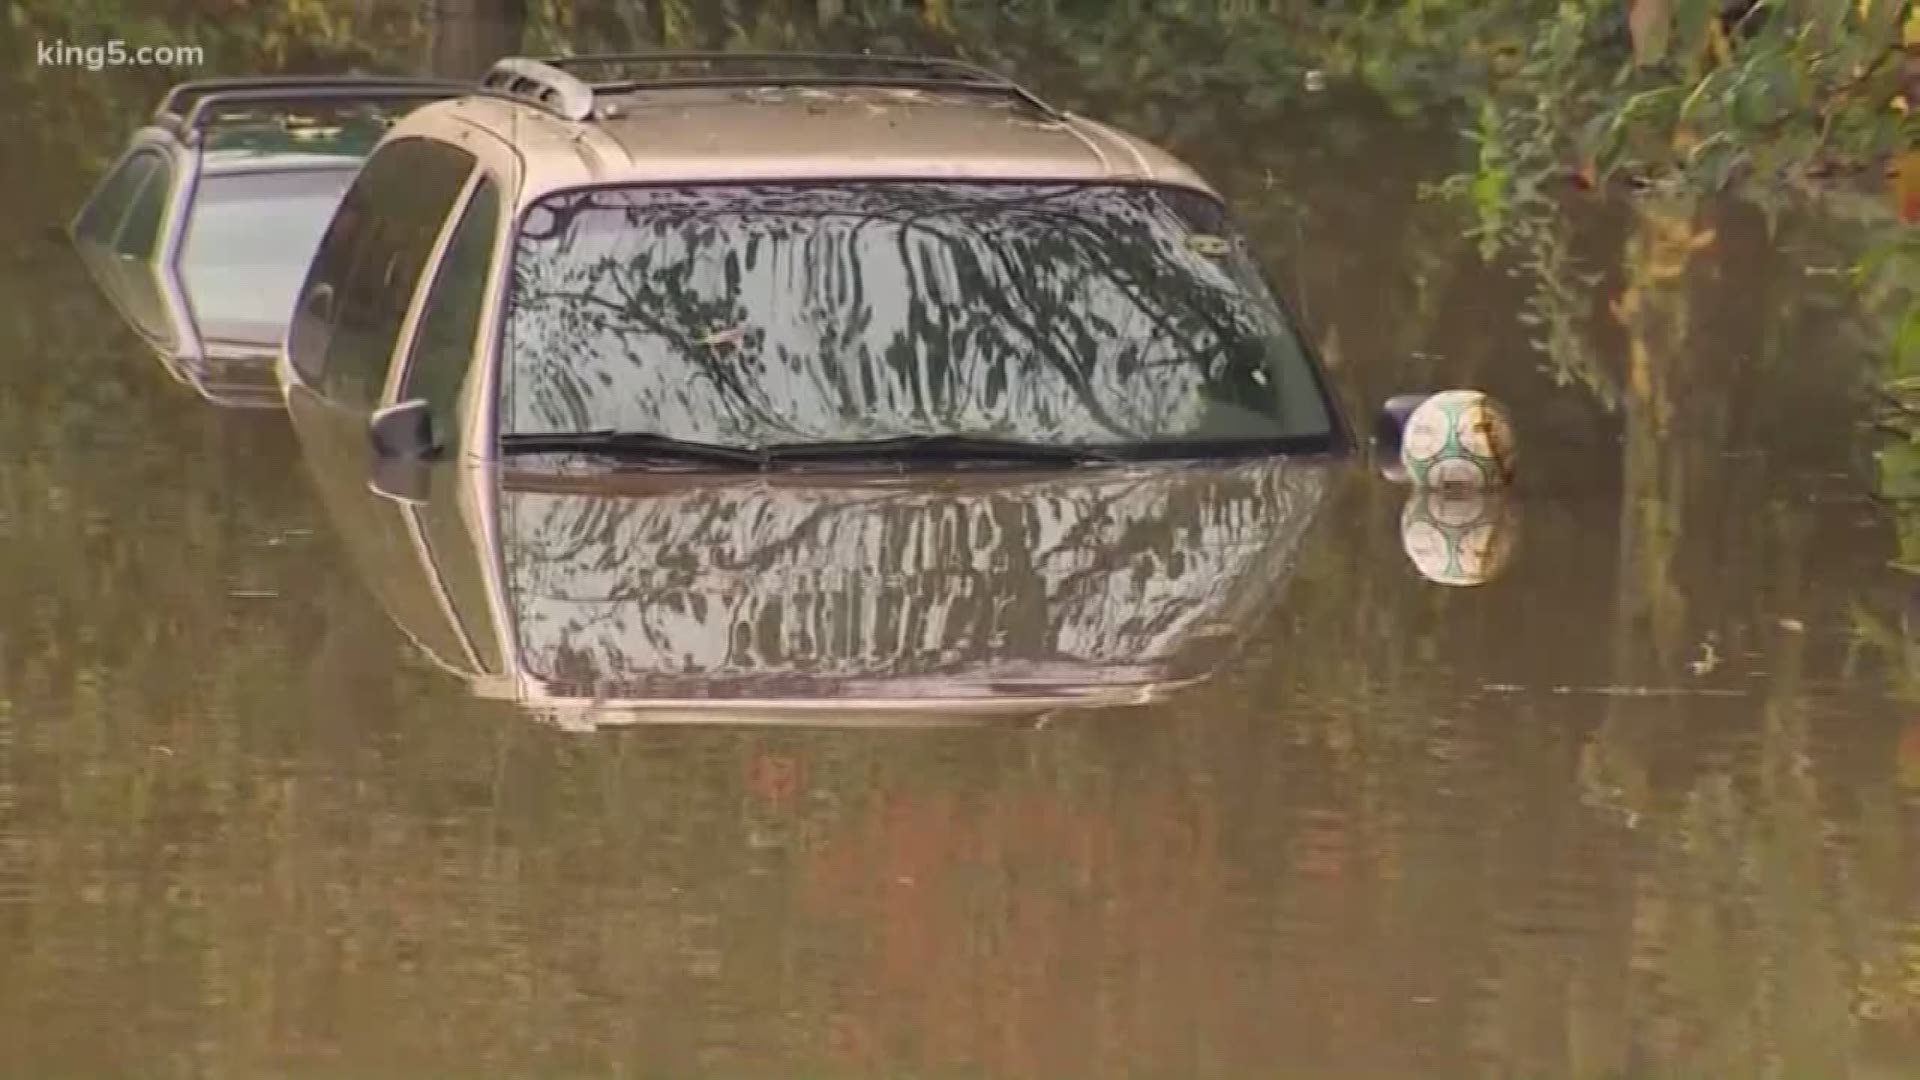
74, 151, 159, 245
286, 177, 365, 383
403, 177, 506, 674
400, 177, 500, 454
97, 153, 178, 346
114, 260, 176, 347
114, 158, 173, 261
288, 137, 475, 409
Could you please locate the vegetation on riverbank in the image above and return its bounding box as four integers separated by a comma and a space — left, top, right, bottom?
10, 1, 1912, 316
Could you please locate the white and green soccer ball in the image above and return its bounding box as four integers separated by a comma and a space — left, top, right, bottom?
1399, 390, 1517, 488
1400, 487, 1520, 587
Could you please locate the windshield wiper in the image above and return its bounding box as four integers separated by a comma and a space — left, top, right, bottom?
499, 430, 767, 469
760, 434, 1126, 466
500, 431, 1130, 470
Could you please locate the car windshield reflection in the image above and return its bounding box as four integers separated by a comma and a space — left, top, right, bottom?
490, 458, 1330, 721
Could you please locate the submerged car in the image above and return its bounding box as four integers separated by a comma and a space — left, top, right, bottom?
70, 76, 461, 407
279, 52, 1486, 725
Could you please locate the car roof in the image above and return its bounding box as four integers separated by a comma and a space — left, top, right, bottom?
390, 55, 1218, 203
136, 77, 464, 176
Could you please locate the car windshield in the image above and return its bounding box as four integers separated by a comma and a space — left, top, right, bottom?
179, 167, 355, 347
502, 182, 1336, 453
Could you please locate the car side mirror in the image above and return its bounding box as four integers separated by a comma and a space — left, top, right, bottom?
367, 400, 438, 505
369, 398, 439, 459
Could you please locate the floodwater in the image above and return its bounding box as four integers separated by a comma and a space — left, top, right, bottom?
2, 69, 1918, 1080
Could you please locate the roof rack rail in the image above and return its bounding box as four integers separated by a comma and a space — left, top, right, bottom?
154, 77, 464, 144
477, 51, 1059, 121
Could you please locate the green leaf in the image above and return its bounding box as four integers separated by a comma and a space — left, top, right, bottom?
1876, 440, 1920, 501
1893, 305, 1920, 379
1672, 0, 1718, 63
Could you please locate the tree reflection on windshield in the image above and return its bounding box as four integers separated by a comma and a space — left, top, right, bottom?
503, 182, 1334, 450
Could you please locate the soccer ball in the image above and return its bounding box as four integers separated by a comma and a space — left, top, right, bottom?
1399, 390, 1517, 488
1400, 487, 1520, 587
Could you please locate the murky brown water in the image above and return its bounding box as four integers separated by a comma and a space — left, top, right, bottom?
3, 64, 1919, 1080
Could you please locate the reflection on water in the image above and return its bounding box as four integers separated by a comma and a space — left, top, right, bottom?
502, 461, 1326, 706
2, 62, 1919, 1080
1399, 486, 1521, 587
